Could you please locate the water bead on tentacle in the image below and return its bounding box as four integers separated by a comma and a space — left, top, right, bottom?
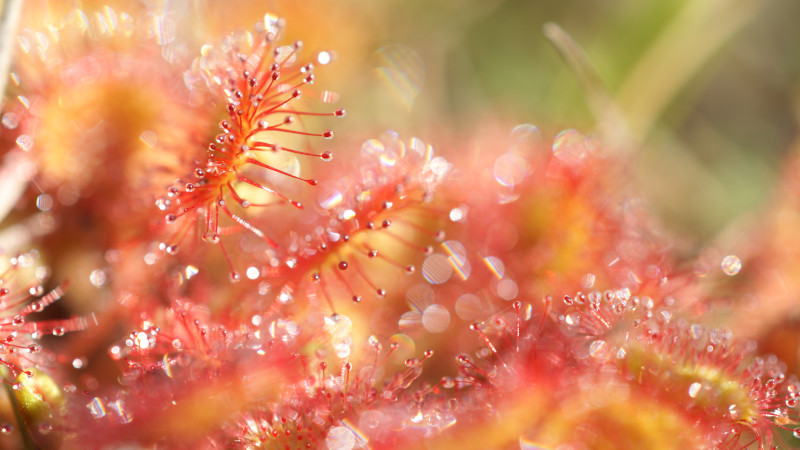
284, 132, 454, 313
0, 251, 89, 374
0, 251, 90, 445
552, 287, 800, 448
158, 17, 343, 276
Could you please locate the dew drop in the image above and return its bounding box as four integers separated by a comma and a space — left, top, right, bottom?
0, 424, 11, 434
455, 294, 483, 321
422, 304, 450, 333
338, 261, 348, 270
165, 214, 177, 224
1, 113, 19, 129
688, 382, 702, 398
322, 130, 334, 139
11, 316, 23, 327
493, 152, 530, 187
588, 340, 608, 359
326, 426, 355, 450
794, 429, 800, 439
320, 151, 333, 161
15, 135, 33, 152
449, 208, 465, 222
35, 194, 53, 211
721, 255, 741, 276
52, 326, 65, 337
496, 279, 518, 300
552, 129, 587, 165
422, 254, 453, 285
229, 271, 241, 283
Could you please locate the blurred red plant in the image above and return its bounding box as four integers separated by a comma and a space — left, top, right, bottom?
0, 4, 799, 450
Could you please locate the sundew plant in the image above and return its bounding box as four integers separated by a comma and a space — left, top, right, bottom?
0, 0, 799, 449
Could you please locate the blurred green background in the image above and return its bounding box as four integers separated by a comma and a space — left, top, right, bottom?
319, 0, 800, 245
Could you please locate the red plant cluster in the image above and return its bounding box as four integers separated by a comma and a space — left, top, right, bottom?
0, 4, 797, 450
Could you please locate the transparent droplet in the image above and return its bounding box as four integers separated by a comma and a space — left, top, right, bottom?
258, 13, 283, 35
552, 129, 587, 165
325, 315, 352, 359
319, 188, 343, 210
509, 124, 542, 154
326, 426, 355, 450
482, 256, 505, 279
87, 397, 106, 419
721, 255, 741, 276
388, 334, 415, 361
442, 240, 471, 280
374, 45, 424, 109
361, 138, 396, 168
151, 14, 176, 45
398, 311, 422, 333
688, 382, 702, 398
588, 340, 608, 359
421, 304, 450, 333
185, 265, 199, 280
246, 266, 259, 280
35, 194, 53, 211
449, 207, 465, 222
421, 254, 453, 285
496, 279, 518, 300
89, 269, 106, 287
139, 130, 157, 148
317, 51, 332, 65
493, 152, 530, 187
15, 135, 33, 152
457, 296, 488, 324
2, 113, 19, 129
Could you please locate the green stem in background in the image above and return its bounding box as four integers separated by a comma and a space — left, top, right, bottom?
543, 22, 633, 155
616, 0, 770, 141
0, 0, 23, 107
4, 382, 36, 450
